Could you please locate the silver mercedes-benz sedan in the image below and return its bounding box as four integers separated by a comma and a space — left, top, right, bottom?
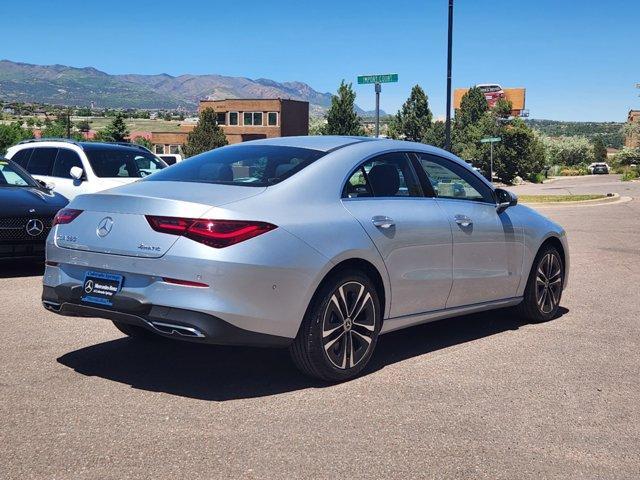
42, 136, 569, 381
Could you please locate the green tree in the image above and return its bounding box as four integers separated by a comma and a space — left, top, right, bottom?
321, 80, 364, 136
423, 120, 446, 149
455, 86, 488, 131
76, 120, 91, 133
132, 136, 153, 151
394, 85, 433, 142
542, 136, 593, 166
183, 108, 228, 157
0, 122, 34, 155
592, 137, 607, 163
491, 118, 546, 183
99, 112, 130, 142
493, 98, 513, 118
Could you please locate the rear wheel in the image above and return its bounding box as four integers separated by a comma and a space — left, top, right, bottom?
112, 321, 158, 340
516, 245, 564, 322
289, 270, 381, 382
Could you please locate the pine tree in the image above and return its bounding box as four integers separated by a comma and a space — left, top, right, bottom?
394, 85, 433, 142
322, 81, 364, 136
183, 108, 228, 157
99, 113, 130, 142
455, 86, 488, 131
592, 137, 607, 163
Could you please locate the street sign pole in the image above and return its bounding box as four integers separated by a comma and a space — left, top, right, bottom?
480, 136, 501, 183
375, 82, 381, 138
357, 74, 398, 138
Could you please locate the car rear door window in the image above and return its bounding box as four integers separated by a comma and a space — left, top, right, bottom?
414, 153, 493, 203
52, 149, 83, 178
26, 148, 58, 176
343, 152, 423, 198
10, 148, 33, 168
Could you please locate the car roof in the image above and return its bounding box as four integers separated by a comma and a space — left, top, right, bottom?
232, 135, 380, 152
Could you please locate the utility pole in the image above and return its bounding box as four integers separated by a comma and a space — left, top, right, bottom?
444, 0, 454, 151
66, 108, 71, 139
375, 82, 381, 137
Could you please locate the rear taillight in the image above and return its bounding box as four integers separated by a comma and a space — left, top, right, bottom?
146, 216, 277, 248
52, 209, 83, 226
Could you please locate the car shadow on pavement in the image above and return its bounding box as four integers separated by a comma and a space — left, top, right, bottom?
0, 259, 44, 278
57, 306, 568, 401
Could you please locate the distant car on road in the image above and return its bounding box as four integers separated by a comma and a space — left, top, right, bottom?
158, 154, 183, 165
588, 162, 610, 174
42, 136, 569, 381
0, 158, 68, 260
5, 139, 168, 200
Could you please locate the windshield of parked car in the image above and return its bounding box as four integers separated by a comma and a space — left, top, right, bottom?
83, 145, 167, 178
144, 145, 326, 187
0, 160, 39, 187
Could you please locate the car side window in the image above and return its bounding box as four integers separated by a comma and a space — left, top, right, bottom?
10, 148, 33, 168
26, 148, 58, 176
52, 149, 83, 178
414, 153, 494, 203
343, 152, 423, 198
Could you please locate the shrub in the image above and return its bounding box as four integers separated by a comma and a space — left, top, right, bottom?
613, 147, 640, 166
530, 172, 545, 183
542, 136, 593, 166
621, 167, 639, 181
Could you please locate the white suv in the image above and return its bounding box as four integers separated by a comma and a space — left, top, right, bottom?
6, 140, 167, 200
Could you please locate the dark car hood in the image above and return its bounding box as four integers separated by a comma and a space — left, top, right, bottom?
0, 187, 68, 216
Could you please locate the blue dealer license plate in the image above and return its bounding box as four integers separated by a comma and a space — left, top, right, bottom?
81, 271, 123, 307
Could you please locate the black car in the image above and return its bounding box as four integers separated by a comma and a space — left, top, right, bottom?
592, 163, 609, 175
0, 158, 68, 259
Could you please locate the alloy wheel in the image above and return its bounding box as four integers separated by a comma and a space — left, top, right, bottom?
535, 252, 563, 314
321, 281, 376, 369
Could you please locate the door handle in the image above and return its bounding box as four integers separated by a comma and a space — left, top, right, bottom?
454, 214, 473, 227
372, 215, 395, 229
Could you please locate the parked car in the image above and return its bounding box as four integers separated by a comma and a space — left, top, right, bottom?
42, 137, 569, 381
588, 162, 610, 174
5, 139, 168, 200
158, 154, 183, 165
0, 158, 68, 260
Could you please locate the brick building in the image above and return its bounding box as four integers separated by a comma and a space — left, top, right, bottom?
625, 110, 640, 148
151, 98, 309, 154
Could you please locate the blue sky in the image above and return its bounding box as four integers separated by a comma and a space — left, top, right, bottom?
3, 0, 639, 121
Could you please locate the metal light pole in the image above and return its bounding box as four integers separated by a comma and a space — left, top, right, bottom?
444, 0, 454, 151
375, 82, 381, 138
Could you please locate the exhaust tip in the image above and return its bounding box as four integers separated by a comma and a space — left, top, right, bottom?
148, 321, 205, 338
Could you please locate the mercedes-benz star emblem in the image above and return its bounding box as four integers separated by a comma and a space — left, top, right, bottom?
26, 219, 44, 237
96, 217, 114, 238
84, 280, 94, 294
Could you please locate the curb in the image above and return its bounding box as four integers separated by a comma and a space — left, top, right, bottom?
523, 193, 634, 208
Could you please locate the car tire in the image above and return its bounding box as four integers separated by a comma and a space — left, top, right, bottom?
289, 269, 381, 382
112, 321, 159, 340
516, 244, 564, 322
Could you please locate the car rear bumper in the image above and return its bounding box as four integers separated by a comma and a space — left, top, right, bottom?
42, 285, 292, 347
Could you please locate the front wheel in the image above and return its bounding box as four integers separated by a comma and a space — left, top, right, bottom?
289, 270, 381, 382
516, 245, 564, 322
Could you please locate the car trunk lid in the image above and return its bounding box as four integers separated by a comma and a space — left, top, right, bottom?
55, 181, 265, 258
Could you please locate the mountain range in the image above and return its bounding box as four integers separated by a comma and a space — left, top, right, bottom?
0, 60, 381, 116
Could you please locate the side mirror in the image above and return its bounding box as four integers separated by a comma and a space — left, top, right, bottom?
495, 188, 518, 214
37, 179, 53, 190
69, 166, 84, 181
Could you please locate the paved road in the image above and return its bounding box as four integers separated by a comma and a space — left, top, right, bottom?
1, 176, 639, 479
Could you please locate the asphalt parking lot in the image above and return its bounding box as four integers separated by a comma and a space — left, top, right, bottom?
1, 175, 639, 479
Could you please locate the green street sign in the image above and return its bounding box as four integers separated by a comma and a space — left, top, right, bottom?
480, 137, 502, 143
357, 74, 398, 85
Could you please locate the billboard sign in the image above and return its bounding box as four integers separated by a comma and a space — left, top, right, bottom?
476, 84, 506, 108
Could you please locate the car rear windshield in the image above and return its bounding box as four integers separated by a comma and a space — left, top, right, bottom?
144, 145, 326, 187
83, 145, 167, 178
